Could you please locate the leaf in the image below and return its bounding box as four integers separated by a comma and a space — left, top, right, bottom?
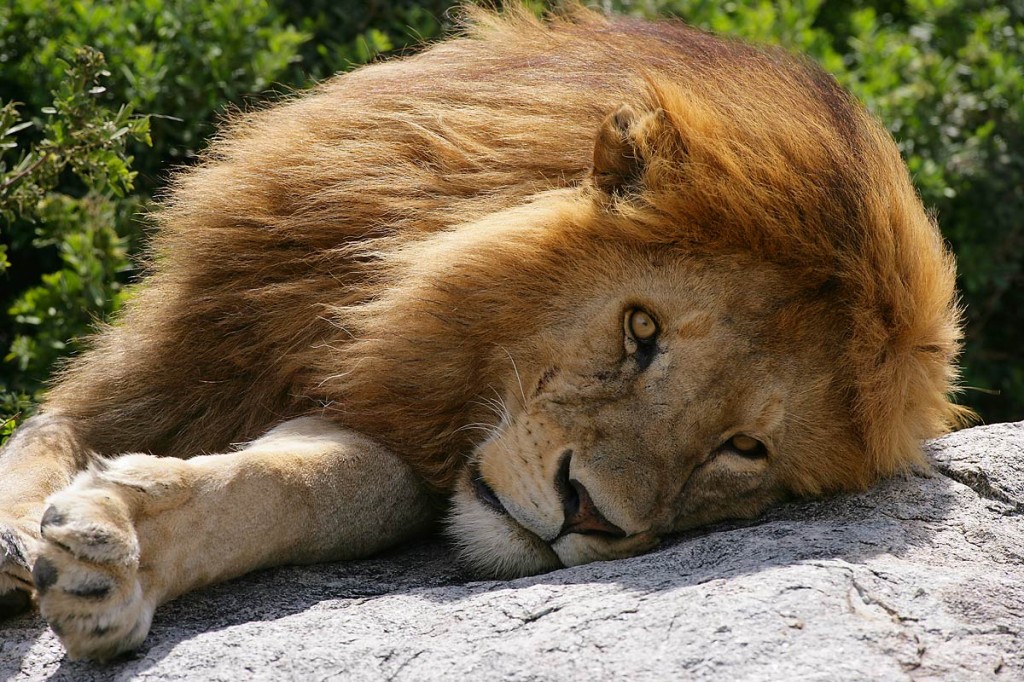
3, 121, 34, 136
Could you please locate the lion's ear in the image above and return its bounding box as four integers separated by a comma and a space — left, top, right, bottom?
591, 104, 663, 195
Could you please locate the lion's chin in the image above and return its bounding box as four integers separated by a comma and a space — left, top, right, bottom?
447, 484, 562, 579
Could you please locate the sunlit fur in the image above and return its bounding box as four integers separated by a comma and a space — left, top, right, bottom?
40, 5, 966, 574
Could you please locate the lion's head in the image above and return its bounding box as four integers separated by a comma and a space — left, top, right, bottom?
445, 245, 867, 577
303, 7, 967, 578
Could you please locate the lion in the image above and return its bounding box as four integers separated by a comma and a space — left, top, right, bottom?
0, 4, 965, 661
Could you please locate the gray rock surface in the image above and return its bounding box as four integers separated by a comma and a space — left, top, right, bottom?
2, 422, 1022, 681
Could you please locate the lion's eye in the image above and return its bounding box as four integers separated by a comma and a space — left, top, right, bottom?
626, 308, 658, 341
725, 434, 767, 458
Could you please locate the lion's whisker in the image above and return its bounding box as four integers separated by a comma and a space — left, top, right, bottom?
499, 346, 529, 409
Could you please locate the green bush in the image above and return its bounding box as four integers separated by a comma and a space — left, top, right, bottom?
279, 0, 455, 85
1, 0, 1021, 449
0, 0, 307, 188
0, 48, 149, 431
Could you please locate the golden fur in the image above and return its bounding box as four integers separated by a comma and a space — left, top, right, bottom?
0, 4, 965, 660
49, 5, 963, 485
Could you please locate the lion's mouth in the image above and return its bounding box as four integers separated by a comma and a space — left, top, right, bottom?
470, 466, 510, 517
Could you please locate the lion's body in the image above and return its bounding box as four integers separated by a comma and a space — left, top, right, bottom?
0, 5, 964, 660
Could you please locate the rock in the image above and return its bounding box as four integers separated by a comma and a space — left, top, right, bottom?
2, 422, 1022, 681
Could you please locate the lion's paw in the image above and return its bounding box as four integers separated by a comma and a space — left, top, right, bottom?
33, 470, 155, 661
0, 521, 36, 617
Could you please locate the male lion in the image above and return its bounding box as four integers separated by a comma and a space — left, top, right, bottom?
0, 4, 964, 661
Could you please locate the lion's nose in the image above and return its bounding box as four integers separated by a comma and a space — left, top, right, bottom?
555, 450, 627, 539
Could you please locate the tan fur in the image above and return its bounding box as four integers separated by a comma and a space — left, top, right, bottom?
0, 4, 964, 660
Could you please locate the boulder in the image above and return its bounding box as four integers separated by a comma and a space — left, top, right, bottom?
3, 422, 1022, 680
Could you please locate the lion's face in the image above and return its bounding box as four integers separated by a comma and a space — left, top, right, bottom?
312, 44, 962, 579
448, 249, 861, 578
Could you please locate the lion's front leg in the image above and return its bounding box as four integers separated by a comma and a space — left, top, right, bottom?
32, 417, 435, 661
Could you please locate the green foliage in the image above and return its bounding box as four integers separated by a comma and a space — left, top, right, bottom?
279, 1, 457, 85
1, 0, 1022, 450
0, 0, 307, 188
0, 48, 150, 437
0, 49, 149, 257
